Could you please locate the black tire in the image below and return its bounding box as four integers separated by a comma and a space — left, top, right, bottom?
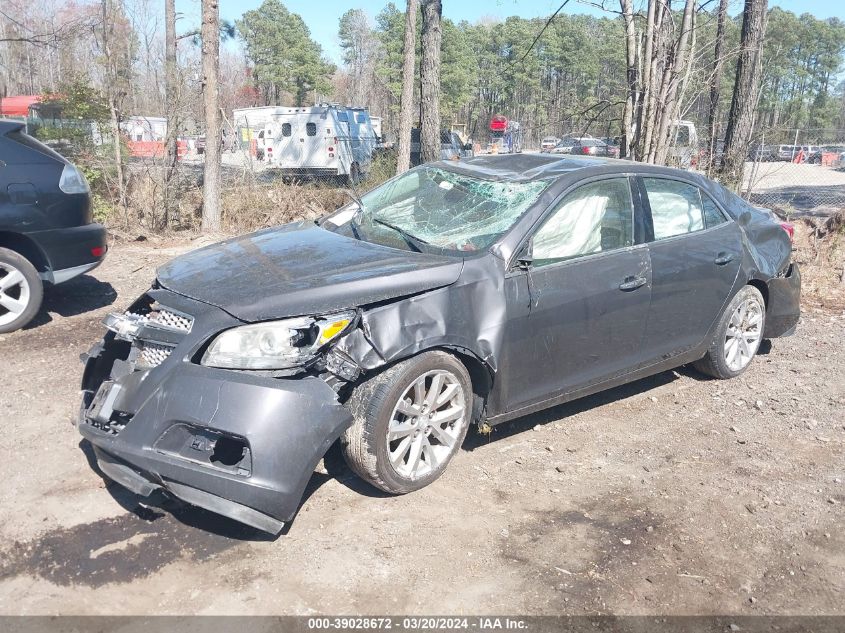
0, 247, 43, 334
340, 350, 472, 494
693, 285, 766, 379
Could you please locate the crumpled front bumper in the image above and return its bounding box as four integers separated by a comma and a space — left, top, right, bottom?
77, 291, 353, 534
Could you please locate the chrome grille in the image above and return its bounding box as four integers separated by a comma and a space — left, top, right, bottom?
137, 342, 173, 369
125, 305, 193, 333
148, 307, 193, 332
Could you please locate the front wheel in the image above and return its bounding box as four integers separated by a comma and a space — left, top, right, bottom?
694, 285, 766, 379
0, 247, 43, 334
340, 351, 472, 494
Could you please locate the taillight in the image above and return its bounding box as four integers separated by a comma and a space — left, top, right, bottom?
328, 146, 334, 152
779, 221, 794, 243
91, 246, 106, 257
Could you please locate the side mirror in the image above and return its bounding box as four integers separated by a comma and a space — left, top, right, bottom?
738, 210, 752, 226
516, 241, 534, 270
464, 143, 473, 151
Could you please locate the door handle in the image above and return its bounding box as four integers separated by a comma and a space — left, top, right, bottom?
619, 275, 647, 291
714, 252, 734, 266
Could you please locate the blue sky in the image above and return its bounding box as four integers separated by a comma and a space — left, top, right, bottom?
176, 0, 844, 63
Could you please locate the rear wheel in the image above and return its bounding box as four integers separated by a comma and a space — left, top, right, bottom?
341, 351, 472, 494
694, 285, 765, 379
0, 247, 43, 334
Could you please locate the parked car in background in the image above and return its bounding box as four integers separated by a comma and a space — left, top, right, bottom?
78, 153, 799, 533
0, 120, 107, 332
570, 137, 620, 158
806, 145, 845, 164
409, 128, 471, 166
540, 136, 560, 152
549, 135, 586, 154
774, 145, 801, 161
748, 144, 775, 162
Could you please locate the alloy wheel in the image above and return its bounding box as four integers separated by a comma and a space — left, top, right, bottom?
724, 296, 763, 372
386, 369, 467, 480
0, 262, 31, 327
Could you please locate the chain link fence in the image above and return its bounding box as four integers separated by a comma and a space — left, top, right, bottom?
742, 128, 845, 219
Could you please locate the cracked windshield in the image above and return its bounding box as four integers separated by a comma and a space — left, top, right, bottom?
328, 167, 549, 253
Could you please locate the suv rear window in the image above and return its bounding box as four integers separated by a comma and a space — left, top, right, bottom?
0, 128, 64, 163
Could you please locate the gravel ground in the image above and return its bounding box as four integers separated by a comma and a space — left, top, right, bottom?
0, 238, 842, 615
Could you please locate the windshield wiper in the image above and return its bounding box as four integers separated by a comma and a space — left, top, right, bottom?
372, 218, 429, 253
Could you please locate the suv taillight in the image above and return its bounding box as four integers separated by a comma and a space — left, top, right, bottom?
59, 163, 89, 194
780, 222, 795, 243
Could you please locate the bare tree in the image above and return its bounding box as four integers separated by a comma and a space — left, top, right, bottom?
201, 0, 221, 231
98, 0, 129, 222
720, 0, 768, 190
619, 0, 696, 164
419, 0, 441, 164
706, 0, 729, 175
396, 0, 418, 174
648, 0, 696, 165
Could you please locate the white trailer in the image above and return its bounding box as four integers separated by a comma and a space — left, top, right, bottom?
264, 105, 377, 182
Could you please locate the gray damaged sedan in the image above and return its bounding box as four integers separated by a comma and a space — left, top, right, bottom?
78, 154, 801, 533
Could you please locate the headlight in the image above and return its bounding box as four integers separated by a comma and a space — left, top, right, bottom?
200, 311, 354, 370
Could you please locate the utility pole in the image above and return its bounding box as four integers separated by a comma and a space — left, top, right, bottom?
163, 0, 178, 227
201, 0, 221, 231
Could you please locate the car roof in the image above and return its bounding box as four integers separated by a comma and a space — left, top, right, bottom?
435, 153, 702, 183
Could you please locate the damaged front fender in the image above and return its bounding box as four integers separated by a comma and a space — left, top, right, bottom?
329, 256, 509, 399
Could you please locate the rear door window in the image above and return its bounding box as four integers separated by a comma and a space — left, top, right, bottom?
281, 123, 291, 137
642, 178, 704, 240
306, 122, 316, 137
701, 192, 727, 228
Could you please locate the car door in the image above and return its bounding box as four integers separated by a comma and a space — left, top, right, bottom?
637, 176, 743, 363
502, 176, 652, 412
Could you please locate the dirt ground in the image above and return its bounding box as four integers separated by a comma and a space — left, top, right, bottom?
0, 234, 843, 616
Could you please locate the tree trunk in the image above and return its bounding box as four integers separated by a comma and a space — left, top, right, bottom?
619, 0, 637, 159
419, 0, 442, 164
201, 0, 222, 231
720, 0, 768, 191
651, 0, 696, 165
396, 0, 418, 174
163, 0, 178, 227
100, 1, 128, 223
706, 0, 729, 176
639, 0, 661, 160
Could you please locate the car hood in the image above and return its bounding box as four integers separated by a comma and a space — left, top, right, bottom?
156, 221, 464, 322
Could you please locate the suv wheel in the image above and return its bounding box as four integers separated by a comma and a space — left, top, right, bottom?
694, 285, 765, 379
341, 351, 472, 494
0, 247, 43, 333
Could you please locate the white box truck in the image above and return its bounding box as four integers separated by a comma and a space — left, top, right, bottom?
264, 105, 377, 183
